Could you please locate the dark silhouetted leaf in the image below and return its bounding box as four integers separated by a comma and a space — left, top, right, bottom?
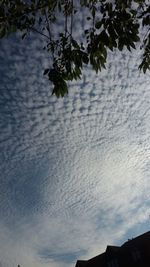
43, 69, 50, 75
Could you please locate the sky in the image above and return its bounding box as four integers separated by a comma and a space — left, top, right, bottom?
0, 18, 150, 267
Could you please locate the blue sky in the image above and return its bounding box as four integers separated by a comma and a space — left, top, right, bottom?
0, 27, 150, 267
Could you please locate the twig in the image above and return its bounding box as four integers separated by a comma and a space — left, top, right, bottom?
45, 9, 52, 41
29, 27, 50, 39
44, 8, 55, 61
70, 0, 73, 37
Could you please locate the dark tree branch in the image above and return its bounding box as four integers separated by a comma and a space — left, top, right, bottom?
29, 27, 50, 39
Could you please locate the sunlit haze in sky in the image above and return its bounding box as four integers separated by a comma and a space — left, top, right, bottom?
0, 16, 150, 267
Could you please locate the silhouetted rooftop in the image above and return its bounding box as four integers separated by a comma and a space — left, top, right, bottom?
122, 231, 150, 247
75, 231, 150, 267
75, 260, 87, 267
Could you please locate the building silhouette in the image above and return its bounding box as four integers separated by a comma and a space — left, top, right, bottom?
76, 231, 150, 267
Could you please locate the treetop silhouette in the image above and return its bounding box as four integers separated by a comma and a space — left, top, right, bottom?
0, 0, 150, 97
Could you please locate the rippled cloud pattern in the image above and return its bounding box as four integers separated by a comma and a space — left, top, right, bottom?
0, 31, 150, 267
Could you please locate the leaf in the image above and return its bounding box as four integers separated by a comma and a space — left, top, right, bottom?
130, 9, 137, 16
133, 34, 140, 42
139, 60, 149, 74
91, 6, 96, 18
22, 32, 27, 39
48, 69, 60, 83
130, 42, 136, 49
108, 24, 118, 39
43, 68, 50, 75
82, 53, 89, 64
71, 39, 80, 49
100, 30, 109, 46
95, 21, 102, 29
143, 64, 148, 73
142, 15, 150, 26
52, 80, 68, 97
139, 61, 144, 71
84, 29, 89, 35
127, 45, 131, 51
118, 40, 124, 51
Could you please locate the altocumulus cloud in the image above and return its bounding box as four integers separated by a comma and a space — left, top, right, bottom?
0, 28, 150, 267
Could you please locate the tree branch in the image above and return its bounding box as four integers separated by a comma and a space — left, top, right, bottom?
45, 9, 52, 41
29, 27, 50, 39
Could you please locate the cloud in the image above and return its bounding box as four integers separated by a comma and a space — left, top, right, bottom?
0, 24, 150, 267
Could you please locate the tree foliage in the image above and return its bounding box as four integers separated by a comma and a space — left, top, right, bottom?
0, 0, 150, 97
